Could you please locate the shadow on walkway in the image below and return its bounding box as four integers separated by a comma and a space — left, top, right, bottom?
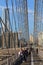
33, 50, 43, 65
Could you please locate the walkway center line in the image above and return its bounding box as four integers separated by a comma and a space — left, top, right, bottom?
31, 52, 34, 65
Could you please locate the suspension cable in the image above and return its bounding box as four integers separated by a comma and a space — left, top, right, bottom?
11, 0, 17, 32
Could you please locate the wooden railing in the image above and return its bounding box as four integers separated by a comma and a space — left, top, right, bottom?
0, 47, 28, 65
0, 54, 17, 65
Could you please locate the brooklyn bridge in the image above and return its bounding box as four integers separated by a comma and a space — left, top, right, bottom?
0, 0, 43, 65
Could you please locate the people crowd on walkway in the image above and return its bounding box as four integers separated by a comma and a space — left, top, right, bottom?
13, 47, 31, 65
18, 48, 29, 62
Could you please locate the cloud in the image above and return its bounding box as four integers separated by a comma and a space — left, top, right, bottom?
0, 6, 34, 16
28, 9, 34, 16
0, 6, 3, 9
0, 6, 12, 10
0, 6, 12, 13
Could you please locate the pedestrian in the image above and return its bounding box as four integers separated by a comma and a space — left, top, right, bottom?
36, 48, 38, 54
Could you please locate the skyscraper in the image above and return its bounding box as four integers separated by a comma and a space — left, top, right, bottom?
34, 0, 43, 44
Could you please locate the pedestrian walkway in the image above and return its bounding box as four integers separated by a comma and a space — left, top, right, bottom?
33, 50, 43, 65
21, 50, 43, 65
21, 54, 31, 65
13, 49, 43, 65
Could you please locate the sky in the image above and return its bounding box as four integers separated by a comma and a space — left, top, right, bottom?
27, 0, 34, 35
0, 0, 34, 35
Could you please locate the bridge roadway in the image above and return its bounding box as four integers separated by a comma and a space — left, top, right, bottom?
0, 48, 43, 65
21, 50, 43, 65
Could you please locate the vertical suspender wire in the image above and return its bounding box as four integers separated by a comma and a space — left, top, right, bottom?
5, 0, 12, 54
15, 0, 19, 47
11, 0, 18, 47
11, 0, 17, 32
11, 0, 18, 58
5, 0, 13, 48
5, 0, 10, 48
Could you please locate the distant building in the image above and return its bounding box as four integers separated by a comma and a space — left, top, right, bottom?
0, 28, 2, 35
0, 32, 18, 48
38, 32, 43, 47
0, 35, 2, 48
29, 34, 34, 44
0, 22, 2, 35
